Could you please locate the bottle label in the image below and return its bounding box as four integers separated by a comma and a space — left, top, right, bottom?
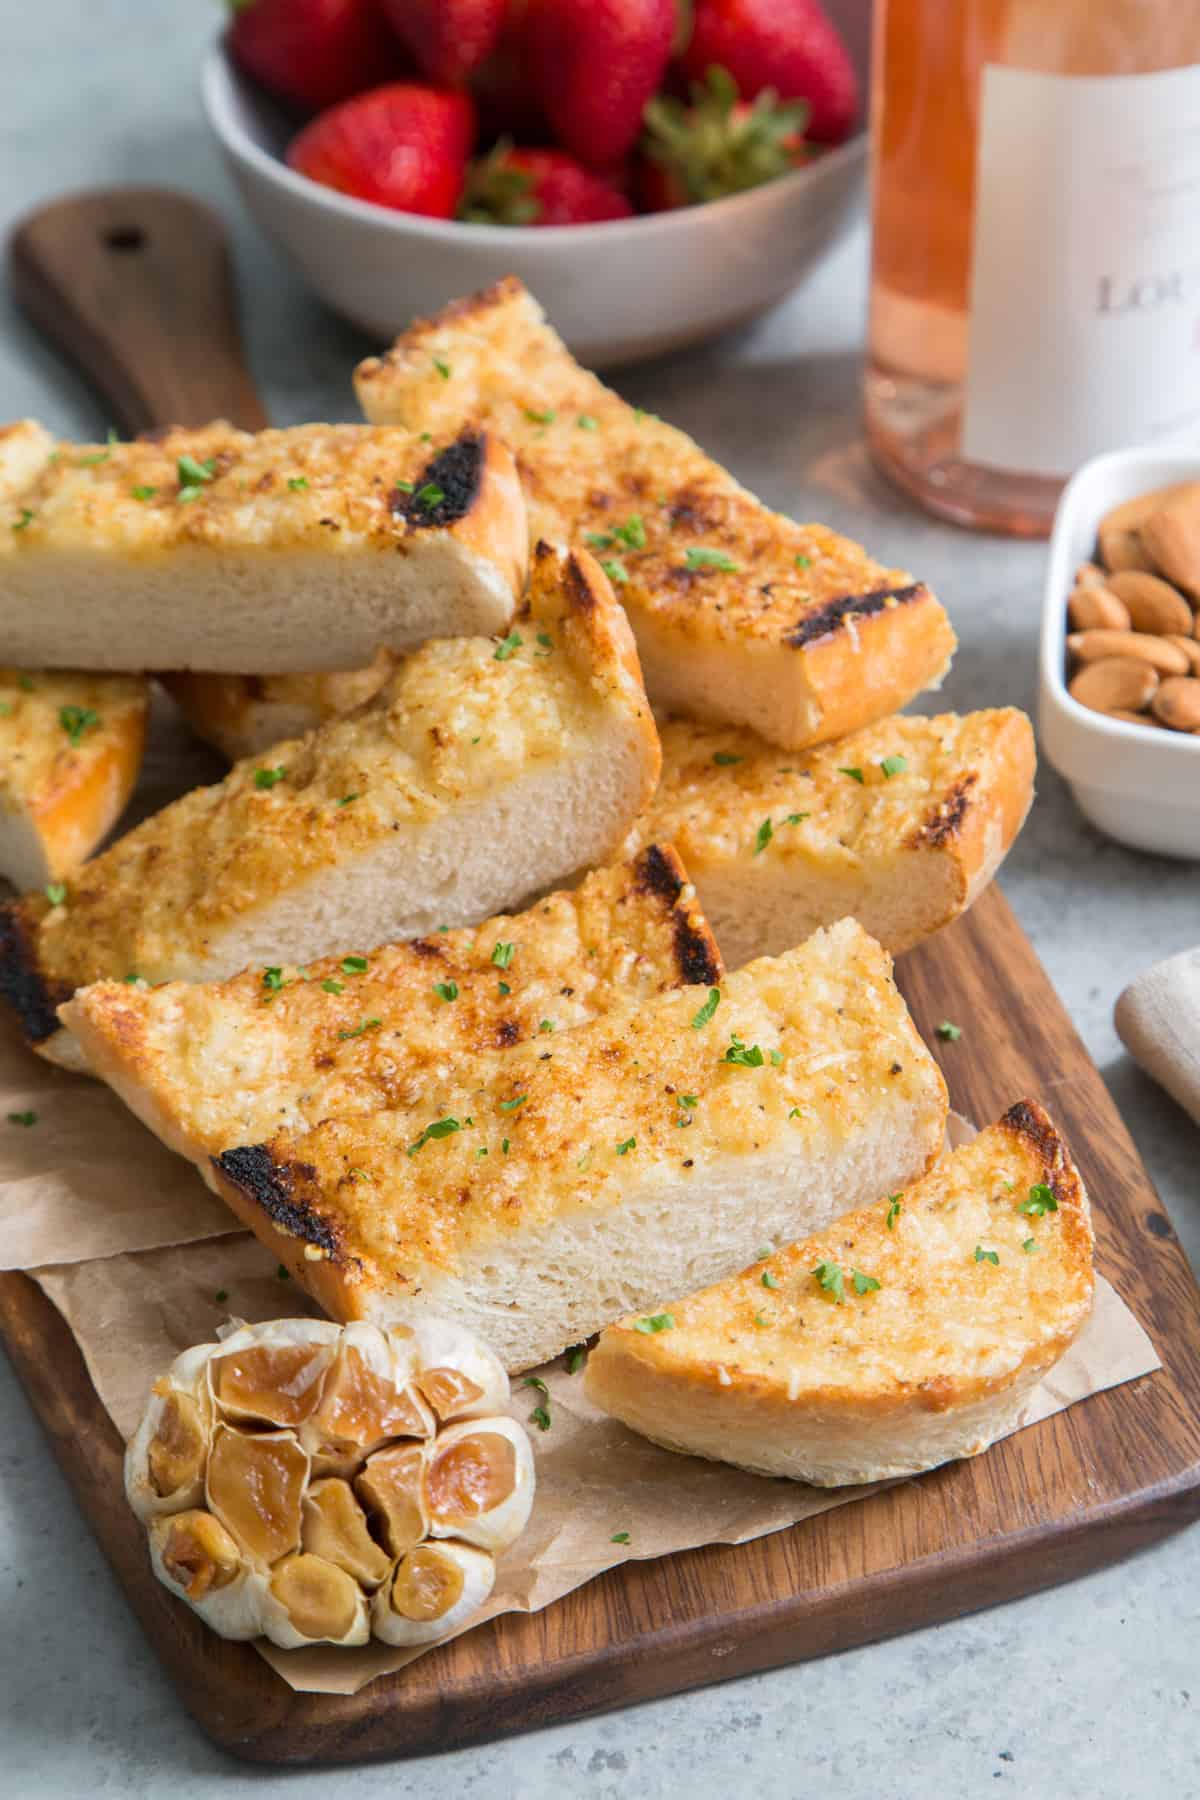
962, 62, 1200, 478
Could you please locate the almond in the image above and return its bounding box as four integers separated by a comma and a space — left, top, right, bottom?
1098, 525, 1153, 573
1150, 676, 1200, 733
1165, 634, 1200, 674
1138, 484, 1200, 601
1068, 657, 1159, 714
1074, 562, 1108, 589
1066, 630, 1191, 675
1106, 709, 1163, 727
1103, 570, 1193, 637
1067, 585, 1131, 631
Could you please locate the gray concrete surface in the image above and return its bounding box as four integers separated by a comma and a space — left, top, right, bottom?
0, 4, 1197, 1794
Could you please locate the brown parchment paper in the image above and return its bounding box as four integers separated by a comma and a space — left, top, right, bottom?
30, 1144, 1160, 1696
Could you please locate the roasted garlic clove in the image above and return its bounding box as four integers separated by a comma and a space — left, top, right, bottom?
156, 1508, 242, 1600
125, 1343, 217, 1521
148, 1513, 268, 1641
397, 1317, 509, 1423
370, 1541, 496, 1647
302, 1478, 392, 1588
425, 1416, 536, 1553
354, 1443, 430, 1558
302, 1322, 433, 1473
206, 1424, 309, 1565
210, 1319, 340, 1429
262, 1552, 370, 1649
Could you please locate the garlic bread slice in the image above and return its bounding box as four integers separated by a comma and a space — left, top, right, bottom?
355, 278, 956, 750
0, 667, 148, 890
585, 1101, 1094, 1485
61, 844, 719, 1158
2, 543, 659, 1066
160, 655, 396, 762
628, 708, 1035, 967
0, 418, 526, 672
210, 919, 948, 1373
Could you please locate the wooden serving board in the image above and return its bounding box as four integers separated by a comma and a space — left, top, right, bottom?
3, 190, 1200, 1766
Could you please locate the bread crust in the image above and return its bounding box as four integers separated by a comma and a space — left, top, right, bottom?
206, 920, 948, 1367
0, 421, 527, 672
355, 278, 956, 749
584, 1100, 1094, 1484
627, 708, 1035, 965
61, 845, 721, 1158
0, 668, 149, 889
1, 544, 660, 1058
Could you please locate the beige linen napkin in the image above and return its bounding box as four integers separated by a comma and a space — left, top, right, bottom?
1115, 947, 1200, 1127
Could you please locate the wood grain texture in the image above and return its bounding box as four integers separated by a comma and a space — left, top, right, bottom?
9, 189, 268, 433
2, 887, 1199, 1766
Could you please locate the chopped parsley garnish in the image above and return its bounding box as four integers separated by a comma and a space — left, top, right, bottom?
753, 1313, 768, 1327
44, 882, 67, 906
321, 978, 344, 994
433, 356, 452, 379
761, 1269, 780, 1290
852, 1269, 880, 1295
1019, 1183, 1058, 1217
214, 1289, 228, 1304
433, 981, 458, 1003
8, 1111, 37, 1127
176, 453, 216, 501
492, 941, 515, 968
813, 1261, 844, 1302
783, 812, 809, 825
795, 554, 811, 569
497, 980, 511, 996
393, 479, 414, 494
691, 987, 721, 1029
886, 1194, 902, 1229
538, 1018, 554, 1033
610, 1531, 631, 1544
276, 1264, 290, 1280
769, 1048, 784, 1066
18, 675, 34, 689
634, 1313, 675, 1333
342, 955, 368, 974
131, 485, 157, 501
254, 766, 286, 789
576, 1148, 593, 1170
261, 966, 285, 992
713, 751, 742, 766
536, 631, 554, 649
499, 1093, 527, 1112
1023, 1237, 1038, 1253
612, 514, 646, 549
880, 755, 908, 779
615, 1136, 636, 1155
566, 1345, 587, 1374
337, 793, 358, 806
77, 449, 110, 466
501, 1138, 510, 1154
577, 414, 599, 430
839, 766, 865, 783
59, 705, 99, 746
416, 481, 445, 511
123, 972, 142, 984
525, 407, 556, 424
338, 1017, 381, 1040
11, 508, 34, 532
755, 1244, 773, 1260
494, 629, 523, 660
584, 530, 614, 550
753, 817, 773, 856
723, 1033, 764, 1068
407, 1115, 462, 1154
680, 1094, 699, 1109
936, 1020, 962, 1041
529, 1404, 551, 1432
974, 1245, 1000, 1265
684, 546, 738, 572
599, 557, 628, 585
287, 476, 309, 491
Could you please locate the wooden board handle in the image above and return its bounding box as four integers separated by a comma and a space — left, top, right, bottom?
9, 187, 268, 434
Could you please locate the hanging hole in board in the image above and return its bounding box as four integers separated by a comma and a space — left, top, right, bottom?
103, 225, 145, 253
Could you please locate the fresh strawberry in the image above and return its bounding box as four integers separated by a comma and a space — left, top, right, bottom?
471, 0, 545, 139
637, 67, 810, 208
459, 144, 633, 225
228, 0, 405, 114
287, 84, 477, 216
381, 0, 505, 87
680, 0, 858, 144
521, 0, 675, 169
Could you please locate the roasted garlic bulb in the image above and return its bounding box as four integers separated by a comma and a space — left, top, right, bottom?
126, 1318, 534, 1649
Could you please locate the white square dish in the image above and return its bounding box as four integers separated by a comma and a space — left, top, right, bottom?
1039, 446, 1200, 860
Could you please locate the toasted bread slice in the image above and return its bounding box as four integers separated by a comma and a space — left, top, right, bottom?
627, 708, 1035, 967
209, 919, 948, 1372
2, 544, 660, 1068
160, 656, 396, 762
61, 844, 720, 1158
0, 419, 525, 672
585, 1100, 1094, 1485
0, 668, 149, 891
355, 279, 957, 750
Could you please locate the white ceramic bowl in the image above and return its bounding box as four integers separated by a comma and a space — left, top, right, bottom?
1039, 446, 1200, 860
200, 0, 869, 368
